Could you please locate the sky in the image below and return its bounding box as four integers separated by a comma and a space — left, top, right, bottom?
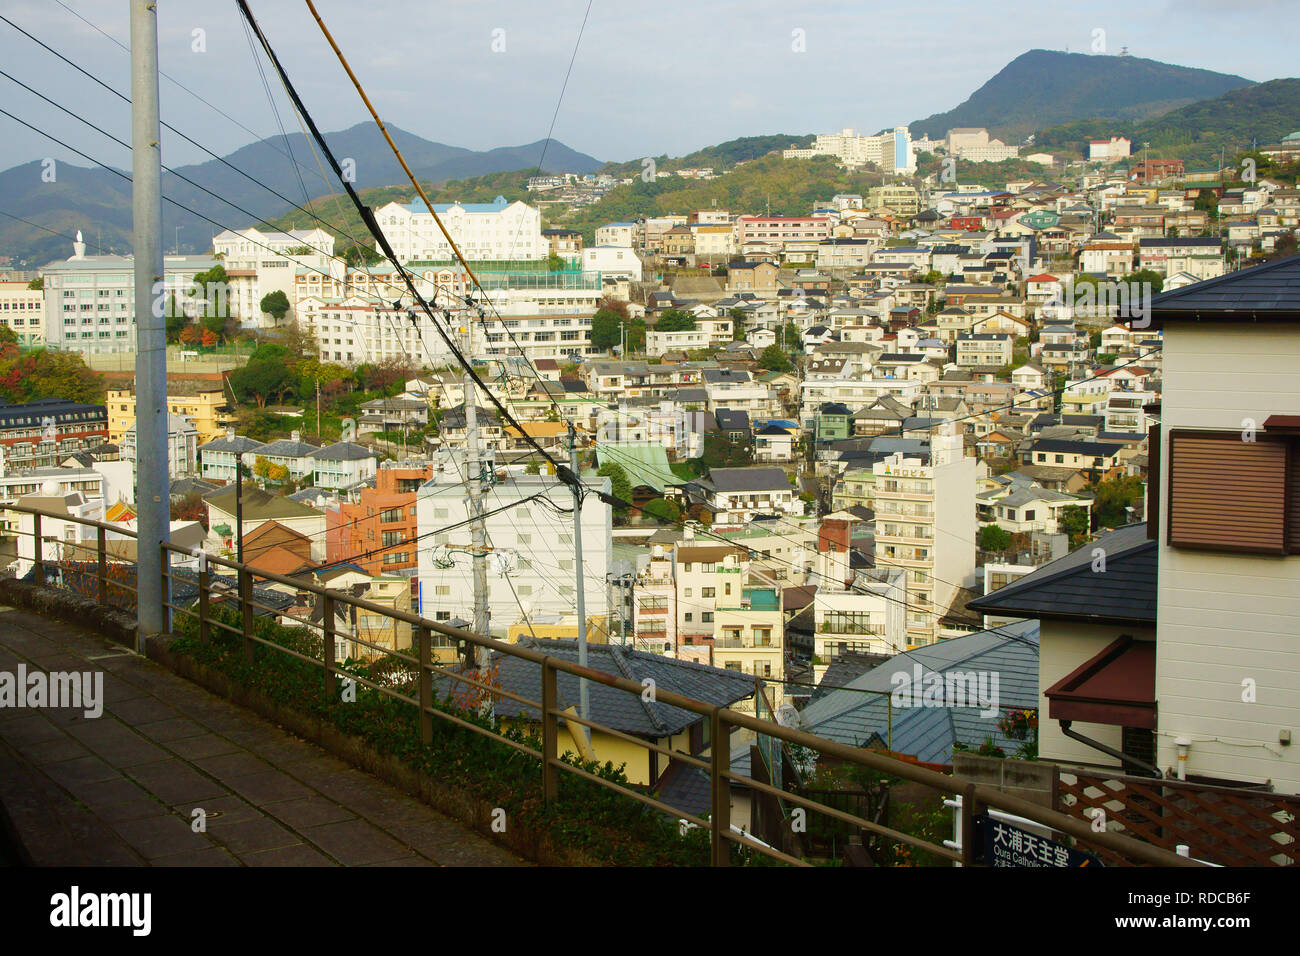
0, 0, 1294, 175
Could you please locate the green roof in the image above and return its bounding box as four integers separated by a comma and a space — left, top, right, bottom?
593, 442, 673, 494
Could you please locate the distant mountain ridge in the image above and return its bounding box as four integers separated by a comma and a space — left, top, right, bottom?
1032, 77, 1300, 166
909, 49, 1254, 142
0, 123, 602, 266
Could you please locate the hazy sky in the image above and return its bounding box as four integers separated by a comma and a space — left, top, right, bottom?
0, 0, 1294, 174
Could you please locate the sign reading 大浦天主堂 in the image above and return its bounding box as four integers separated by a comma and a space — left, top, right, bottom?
983, 815, 1103, 867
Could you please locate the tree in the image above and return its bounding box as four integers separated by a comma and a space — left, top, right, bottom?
342, 244, 384, 267
260, 290, 291, 323
654, 309, 696, 332
1059, 505, 1090, 546
200, 328, 218, 348
253, 456, 271, 478
692, 431, 753, 472
267, 462, 290, 483
979, 525, 1012, 552
729, 308, 747, 341
1275, 232, 1298, 258
1096, 352, 1117, 366
26, 276, 43, 291
626, 317, 646, 353
590, 307, 623, 351
596, 461, 632, 517
1092, 474, 1145, 528
524, 462, 541, 475
0, 326, 18, 350
546, 251, 565, 272
228, 358, 291, 408
642, 497, 680, 524
0, 349, 105, 404
759, 343, 792, 372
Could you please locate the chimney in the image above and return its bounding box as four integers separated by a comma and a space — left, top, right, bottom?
291, 430, 301, 443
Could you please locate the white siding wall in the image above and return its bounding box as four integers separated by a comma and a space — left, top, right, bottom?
1157, 323, 1300, 794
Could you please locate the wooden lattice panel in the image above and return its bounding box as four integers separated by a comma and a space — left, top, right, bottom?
1057, 769, 1299, 867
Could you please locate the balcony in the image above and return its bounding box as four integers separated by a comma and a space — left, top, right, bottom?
0, 503, 1205, 871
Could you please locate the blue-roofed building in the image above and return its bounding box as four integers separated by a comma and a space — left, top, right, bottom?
374, 194, 545, 261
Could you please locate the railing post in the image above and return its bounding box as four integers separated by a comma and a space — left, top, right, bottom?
321, 592, 335, 689
238, 566, 254, 663
960, 783, 983, 867
417, 625, 432, 746
541, 656, 559, 805
711, 707, 731, 866
32, 511, 43, 583
161, 553, 170, 634
96, 526, 107, 606
198, 566, 210, 645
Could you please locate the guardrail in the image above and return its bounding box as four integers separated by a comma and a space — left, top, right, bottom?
1, 501, 1206, 868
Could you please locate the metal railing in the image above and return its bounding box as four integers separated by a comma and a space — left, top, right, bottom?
0, 501, 1207, 868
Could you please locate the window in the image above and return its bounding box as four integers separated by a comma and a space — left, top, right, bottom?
701, 587, 715, 598
1166, 428, 1296, 554
435, 585, 451, 596
684, 613, 693, 622
702, 612, 713, 623
381, 508, 403, 523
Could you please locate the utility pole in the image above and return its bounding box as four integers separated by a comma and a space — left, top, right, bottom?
464, 319, 488, 668
131, 0, 168, 649
315, 378, 321, 439
569, 423, 590, 739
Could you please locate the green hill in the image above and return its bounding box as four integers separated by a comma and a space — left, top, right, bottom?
1033, 77, 1300, 166
910, 49, 1253, 142
601, 134, 814, 177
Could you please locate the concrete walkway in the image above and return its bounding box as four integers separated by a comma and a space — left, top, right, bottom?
0, 605, 525, 866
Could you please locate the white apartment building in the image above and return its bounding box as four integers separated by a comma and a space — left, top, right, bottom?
786, 127, 916, 174
798, 377, 923, 424
872, 426, 977, 646
944, 128, 1020, 163
415, 468, 610, 634
0, 279, 45, 346
633, 544, 677, 656
40, 234, 219, 354
212, 227, 336, 328
595, 222, 638, 247
121, 413, 198, 478
374, 196, 545, 262
581, 246, 642, 280
811, 567, 908, 679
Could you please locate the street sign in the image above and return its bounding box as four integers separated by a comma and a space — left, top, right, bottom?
983, 814, 1103, 867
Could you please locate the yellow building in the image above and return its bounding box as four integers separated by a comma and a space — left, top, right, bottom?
506, 615, 610, 645
107, 387, 236, 445
712, 586, 785, 713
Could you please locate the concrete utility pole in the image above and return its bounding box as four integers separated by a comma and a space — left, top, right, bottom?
131, 0, 168, 648
569, 422, 590, 739
464, 320, 488, 667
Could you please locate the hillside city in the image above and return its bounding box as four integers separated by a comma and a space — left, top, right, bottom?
0, 3, 1294, 892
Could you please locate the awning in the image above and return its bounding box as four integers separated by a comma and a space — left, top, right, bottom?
1044, 635, 1156, 729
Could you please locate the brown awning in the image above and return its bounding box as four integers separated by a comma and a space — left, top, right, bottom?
1044, 635, 1157, 729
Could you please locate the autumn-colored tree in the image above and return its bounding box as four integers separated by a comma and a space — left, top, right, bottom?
200, 328, 218, 348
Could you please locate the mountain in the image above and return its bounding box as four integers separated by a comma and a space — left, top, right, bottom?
0, 123, 602, 266
909, 49, 1255, 143
1043, 77, 1300, 167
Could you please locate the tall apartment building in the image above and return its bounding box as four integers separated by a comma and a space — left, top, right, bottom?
415, 466, 611, 635
632, 544, 678, 656
211, 227, 336, 328
41, 234, 218, 354
872, 425, 977, 646
373, 196, 545, 262
943, 128, 1020, 163
713, 585, 785, 713
785, 128, 916, 174
0, 279, 45, 346
327, 460, 435, 578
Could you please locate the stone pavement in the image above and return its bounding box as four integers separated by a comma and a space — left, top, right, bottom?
0, 605, 526, 866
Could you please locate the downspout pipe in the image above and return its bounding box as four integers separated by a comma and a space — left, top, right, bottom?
1059, 720, 1162, 777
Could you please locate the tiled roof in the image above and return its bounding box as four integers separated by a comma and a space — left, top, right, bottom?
967, 523, 1155, 623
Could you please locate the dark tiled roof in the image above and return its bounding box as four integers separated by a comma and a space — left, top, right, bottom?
967, 523, 1155, 623
1144, 252, 1300, 324
702, 466, 791, 493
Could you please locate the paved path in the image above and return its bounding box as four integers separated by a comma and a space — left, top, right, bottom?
0, 605, 525, 866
